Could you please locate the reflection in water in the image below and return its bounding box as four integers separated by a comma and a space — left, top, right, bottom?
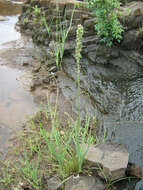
0, 66, 38, 156
0, 16, 20, 44
0, 0, 22, 44
0, 66, 37, 127
0, 1, 38, 157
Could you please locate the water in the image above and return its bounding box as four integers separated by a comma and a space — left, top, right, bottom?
0, 0, 38, 156
0, 66, 37, 127
121, 77, 143, 121
102, 76, 143, 189
0, 16, 20, 44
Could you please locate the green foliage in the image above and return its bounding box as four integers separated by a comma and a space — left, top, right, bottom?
54, 8, 75, 69
17, 154, 42, 190
40, 106, 93, 177
33, 5, 41, 15
87, 0, 124, 46
0, 162, 14, 187
31, 5, 75, 69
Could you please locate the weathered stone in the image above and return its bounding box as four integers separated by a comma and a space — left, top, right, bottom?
84, 18, 97, 30
84, 141, 129, 181
48, 66, 57, 72
126, 163, 142, 179
50, 0, 88, 10
121, 30, 141, 50
65, 175, 105, 190
66, 9, 91, 19
46, 176, 62, 190
82, 35, 99, 46
33, 63, 41, 73
120, 2, 143, 29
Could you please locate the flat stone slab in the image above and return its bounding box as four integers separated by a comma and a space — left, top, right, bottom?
46, 176, 62, 190
84, 141, 129, 181
65, 175, 105, 190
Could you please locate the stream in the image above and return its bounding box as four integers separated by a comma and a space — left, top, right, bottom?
101, 77, 143, 189
0, 0, 38, 158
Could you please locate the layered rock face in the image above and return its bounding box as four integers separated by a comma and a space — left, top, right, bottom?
18, 0, 143, 120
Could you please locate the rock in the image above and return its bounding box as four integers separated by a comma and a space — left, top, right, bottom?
121, 30, 141, 50
33, 63, 41, 73
84, 18, 97, 30
22, 62, 29, 66
46, 176, 62, 190
42, 76, 50, 84
0, 16, 8, 21
65, 175, 105, 190
83, 141, 129, 181
48, 66, 57, 72
126, 163, 142, 179
66, 9, 91, 20
119, 2, 143, 29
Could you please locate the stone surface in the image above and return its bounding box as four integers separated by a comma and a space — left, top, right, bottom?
46, 176, 62, 190
84, 141, 129, 181
127, 163, 142, 179
119, 2, 143, 30
65, 175, 105, 190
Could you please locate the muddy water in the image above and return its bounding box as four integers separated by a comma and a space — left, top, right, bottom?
0, 66, 38, 154
0, 66, 37, 127
0, 1, 38, 157
0, 16, 20, 44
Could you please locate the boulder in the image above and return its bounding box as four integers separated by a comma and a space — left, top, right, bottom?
65, 175, 105, 190
84, 141, 129, 181
45, 176, 62, 190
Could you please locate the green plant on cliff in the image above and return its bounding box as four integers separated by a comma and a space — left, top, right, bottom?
33, 5, 41, 16
54, 8, 75, 69
87, 0, 124, 46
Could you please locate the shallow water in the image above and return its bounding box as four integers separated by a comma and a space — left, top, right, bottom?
0, 1, 38, 156
0, 16, 20, 44
101, 76, 143, 189
0, 66, 37, 127
0, 66, 38, 155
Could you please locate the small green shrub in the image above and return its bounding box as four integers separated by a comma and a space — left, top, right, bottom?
87, 0, 124, 46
